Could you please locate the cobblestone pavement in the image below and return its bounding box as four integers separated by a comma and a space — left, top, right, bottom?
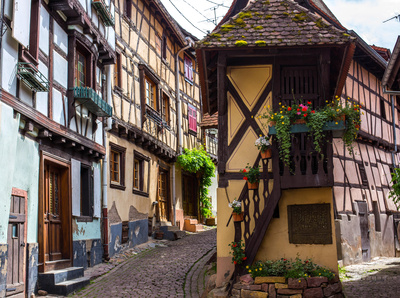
71, 228, 216, 298
341, 257, 400, 298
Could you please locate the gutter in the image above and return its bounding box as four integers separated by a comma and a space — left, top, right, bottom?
102, 65, 113, 260
382, 86, 400, 168
173, 36, 194, 226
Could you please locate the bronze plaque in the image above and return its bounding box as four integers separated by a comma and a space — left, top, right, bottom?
288, 203, 332, 244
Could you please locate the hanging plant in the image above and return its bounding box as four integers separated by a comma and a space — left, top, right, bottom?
177, 147, 215, 218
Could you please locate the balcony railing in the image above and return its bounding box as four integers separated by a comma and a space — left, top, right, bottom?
73, 87, 112, 117
17, 62, 50, 92
92, 0, 114, 26
145, 106, 171, 131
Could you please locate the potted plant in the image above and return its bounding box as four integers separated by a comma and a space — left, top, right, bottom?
241, 164, 261, 190
255, 135, 272, 159
229, 199, 243, 222
264, 97, 362, 167
229, 240, 247, 265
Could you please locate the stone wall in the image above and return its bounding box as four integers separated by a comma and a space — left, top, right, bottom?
232, 274, 343, 298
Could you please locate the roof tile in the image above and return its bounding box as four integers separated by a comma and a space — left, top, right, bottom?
197, 0, 353, 49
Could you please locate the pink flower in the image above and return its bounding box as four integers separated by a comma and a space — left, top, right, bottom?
297, 112, 301, 115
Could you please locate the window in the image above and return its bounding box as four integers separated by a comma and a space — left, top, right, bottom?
162, 93, 169, 123
162, 35, 167, 60
110, 143, 126, 190
188, 104, 197, 133
184, 55, 193, 82
114, 52, 122, 89
380, 98, 386, 119
75, 51, 86, 87
156, 34, 162, 57
132, 150, 150, 197
133, 159, 139, 189
80, 165, 93, 217
124, 0, 132, 19
145, 76, 157, 109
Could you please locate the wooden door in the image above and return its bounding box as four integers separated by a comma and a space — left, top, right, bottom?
39, 156, 72, 272
182, 174, 198, 217
357, 201, 370, 262
6, 189, 27, 298
158, 170, 169, 221
45, 165, 63, 261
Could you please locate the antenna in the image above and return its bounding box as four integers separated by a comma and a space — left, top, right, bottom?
383, 14, 400, 23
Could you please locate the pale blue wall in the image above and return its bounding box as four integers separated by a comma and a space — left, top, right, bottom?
73, 218, 101, 241
0, 103, 39, 244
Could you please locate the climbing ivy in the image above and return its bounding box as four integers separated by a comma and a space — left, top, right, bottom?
177, 147, 215, 218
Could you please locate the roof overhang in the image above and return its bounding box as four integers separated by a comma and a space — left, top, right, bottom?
382, 36, 400, 89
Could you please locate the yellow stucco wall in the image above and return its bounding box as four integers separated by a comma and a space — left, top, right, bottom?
256, 188, 338, 272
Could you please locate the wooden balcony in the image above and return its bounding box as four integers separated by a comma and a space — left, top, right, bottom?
92, 0, 114, 27
73, 87, 112, 117
17, 63, 50, 92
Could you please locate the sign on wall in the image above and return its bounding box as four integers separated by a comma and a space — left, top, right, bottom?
287, 203, 332, 244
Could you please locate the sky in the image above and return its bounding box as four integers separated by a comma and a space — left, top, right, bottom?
160, 0, 400, 51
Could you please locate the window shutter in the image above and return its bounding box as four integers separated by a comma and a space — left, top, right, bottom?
93, 164, 101, 217
12, 0, 32, 47
71, 159, 81, 216
188, 105, 197, 132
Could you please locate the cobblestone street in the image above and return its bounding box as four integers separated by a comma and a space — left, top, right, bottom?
341, 257, 400, 298
72, 229, 216, 298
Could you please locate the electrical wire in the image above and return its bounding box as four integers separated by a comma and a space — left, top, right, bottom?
181, 0, 213, 24
205, 0, 230, 8
166, 0, 207, 34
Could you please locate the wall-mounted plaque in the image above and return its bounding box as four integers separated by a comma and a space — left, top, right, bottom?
288, 203, 332, 244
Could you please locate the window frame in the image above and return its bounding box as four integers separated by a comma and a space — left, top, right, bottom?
188, 104, 197, 134
162, 92, 170, 124
124, 0, 132, 20
74, 42, 94, 89
132, 150, 150, 197
139, 64, 160, 124
114, 52, 122, 90
161, 35, 167, 60
145, 75, 157, 110
184, 54, 194, 82
110, 143, 126, 190
80, 164, 93, 218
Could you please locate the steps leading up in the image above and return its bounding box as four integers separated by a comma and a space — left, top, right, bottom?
184, 218, 204, 232
39, 267, 90, 295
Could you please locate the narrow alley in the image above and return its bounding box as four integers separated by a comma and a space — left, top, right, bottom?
71, 229, 216, 298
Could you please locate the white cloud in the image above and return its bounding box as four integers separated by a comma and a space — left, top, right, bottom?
324, 0, 400, 50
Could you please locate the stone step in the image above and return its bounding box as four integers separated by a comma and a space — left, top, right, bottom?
50, 276, 90, 296
159, 225, 187, 240
39, 267, 84, 287
184, 218, 198, 225
185, 224, 204, 233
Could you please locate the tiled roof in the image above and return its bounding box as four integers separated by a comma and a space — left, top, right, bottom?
200, 112, 218, 128
371, 45, 391, 61
196, 0, 353, 49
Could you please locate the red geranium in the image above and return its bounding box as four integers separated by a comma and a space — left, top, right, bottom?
302, 107, 307, 112
311, 110, 315, 114
288, 107, 292, 111
304, 114, 307, 117
307, 101, 312, 105
243, 177, 248, 180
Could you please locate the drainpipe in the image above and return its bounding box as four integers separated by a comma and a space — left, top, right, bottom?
102, 65, 113, 260
382, 86, 400, 168
173, 37, 194, 226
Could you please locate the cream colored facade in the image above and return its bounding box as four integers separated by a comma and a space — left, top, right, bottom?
105, 0, 203, 257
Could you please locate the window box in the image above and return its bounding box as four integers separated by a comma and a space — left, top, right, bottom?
145, 106, 171, 131
268, 121, 346, 135
92, 0, 114, 27
73, 86, 112, 117
17, 62, 50, 92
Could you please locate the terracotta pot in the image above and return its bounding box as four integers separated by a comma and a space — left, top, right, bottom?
294, 119, 306, 124
269, 121, 276, 126
260, 148, 272, 159
247, 181, 259, 190
206, 217, 216, 226
232, 212, 244, 222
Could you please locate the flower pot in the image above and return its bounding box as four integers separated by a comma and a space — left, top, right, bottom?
247, 181, 259, 190
294, 119, 307, 124
206, 217, 216, 226
232, 212, 244, 222
260, 148, 272, 159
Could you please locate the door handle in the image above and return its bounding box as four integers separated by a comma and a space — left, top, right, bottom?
21, 242, 25, 247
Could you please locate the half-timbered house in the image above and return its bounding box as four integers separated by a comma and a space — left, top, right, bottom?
0, 0, 115, 295
105, 0, 203, 257
196, 0, 399, 286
